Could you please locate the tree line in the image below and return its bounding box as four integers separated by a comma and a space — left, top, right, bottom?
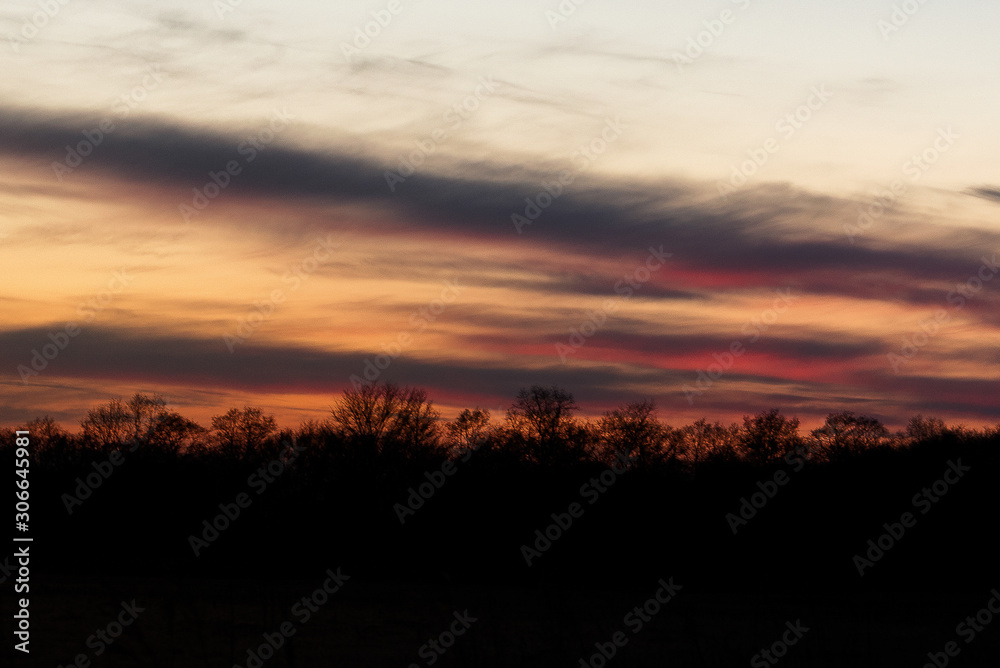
4, 383, 995, 471
6, 383, 998, 589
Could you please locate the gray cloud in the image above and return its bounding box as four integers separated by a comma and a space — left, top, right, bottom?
1, 106, 997, 309
966, 186, 1000, 204
3, 322, 999, 427
0, 325, 677, 405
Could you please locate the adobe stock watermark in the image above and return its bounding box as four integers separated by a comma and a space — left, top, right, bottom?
393, 408, 502, 524
188, 441, 306, 556
545, 0, 588, 30
852, 458, 970, 576
233, 568, 350, 668
920, 588, 1000, 668
577, 578, 682, 667
520, 451, 635, 566
407, 610, 478, 668
394, 454, 468, 524
877, 0, 931, 40
60, 406, 175, 515
683, 288, 799, 404
750, 620, 811, 667
213, 0, 246, 19
0, 553, 16, 586
844, 127, 958, 243
672, 0, 752, 72
55, 600, 145, 668
556, 246, 672, 363
385, 76, 502, 192
339, 0, 413, 62
179, 108, 295, 223
61, 442, 137, 515
349, 279, 463, 389
224, 235, 341, 352
725, 441, 813, 534
717, 85, 833, 199
512, 116, 627, 234
887, 253, 996, 373
7, 0, 72, 53
51, 66, 167, 181
17, 269, 134, 383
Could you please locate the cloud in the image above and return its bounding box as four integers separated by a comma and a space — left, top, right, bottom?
966, 186, 1000, 204
3, 319, 998, 428
1, 106, 998, 312
0, 325, 676, 404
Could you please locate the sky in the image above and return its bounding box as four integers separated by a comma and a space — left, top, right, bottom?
1, 0, 998, 431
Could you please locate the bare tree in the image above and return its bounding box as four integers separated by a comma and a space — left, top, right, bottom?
124, 394, 168, 441
445, 408, 492, 456
211, 406, 278, 460
24, 415, 73, 464
387, 387, 441, 462
149, 412, 207, 456
81, 396, 132, 447
330, 383, 441, 461
905, 414, 948, 442
597, 399, 667, 468
738, 408, 802, 465
82, 393, 202, 455
676, 418, 741, 469
506, 385, 583, 464
680, 418, 709, 468
811, 411, 888, 460
26, 415, 68, 446
507, 386, 577, 442
83, 393, 170, 444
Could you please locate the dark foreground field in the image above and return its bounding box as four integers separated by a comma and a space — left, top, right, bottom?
5, 398, 1000, 666
25, 576, 1000, 667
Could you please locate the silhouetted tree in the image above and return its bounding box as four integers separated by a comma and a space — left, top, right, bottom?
446, 408, 492, 455
81, 396, 132, 447
677, 418, 742, 469
25, 414, 67, 443
679, 418, 709, 468
811, 411, 888, 461
211, 406, 278, 460
738, 408, 802, 465
905, 414, 948, 442
23, 416, 74, 465
386, 387, 441, 462
506, 385, 585, 464
597, 400, 667, 468
148, 412, 207, 456
124, 394, 169, 440
83, 393, 203, 457
330, 383, 441, 464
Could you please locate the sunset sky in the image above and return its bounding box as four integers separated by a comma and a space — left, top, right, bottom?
2, 0, 998, 430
